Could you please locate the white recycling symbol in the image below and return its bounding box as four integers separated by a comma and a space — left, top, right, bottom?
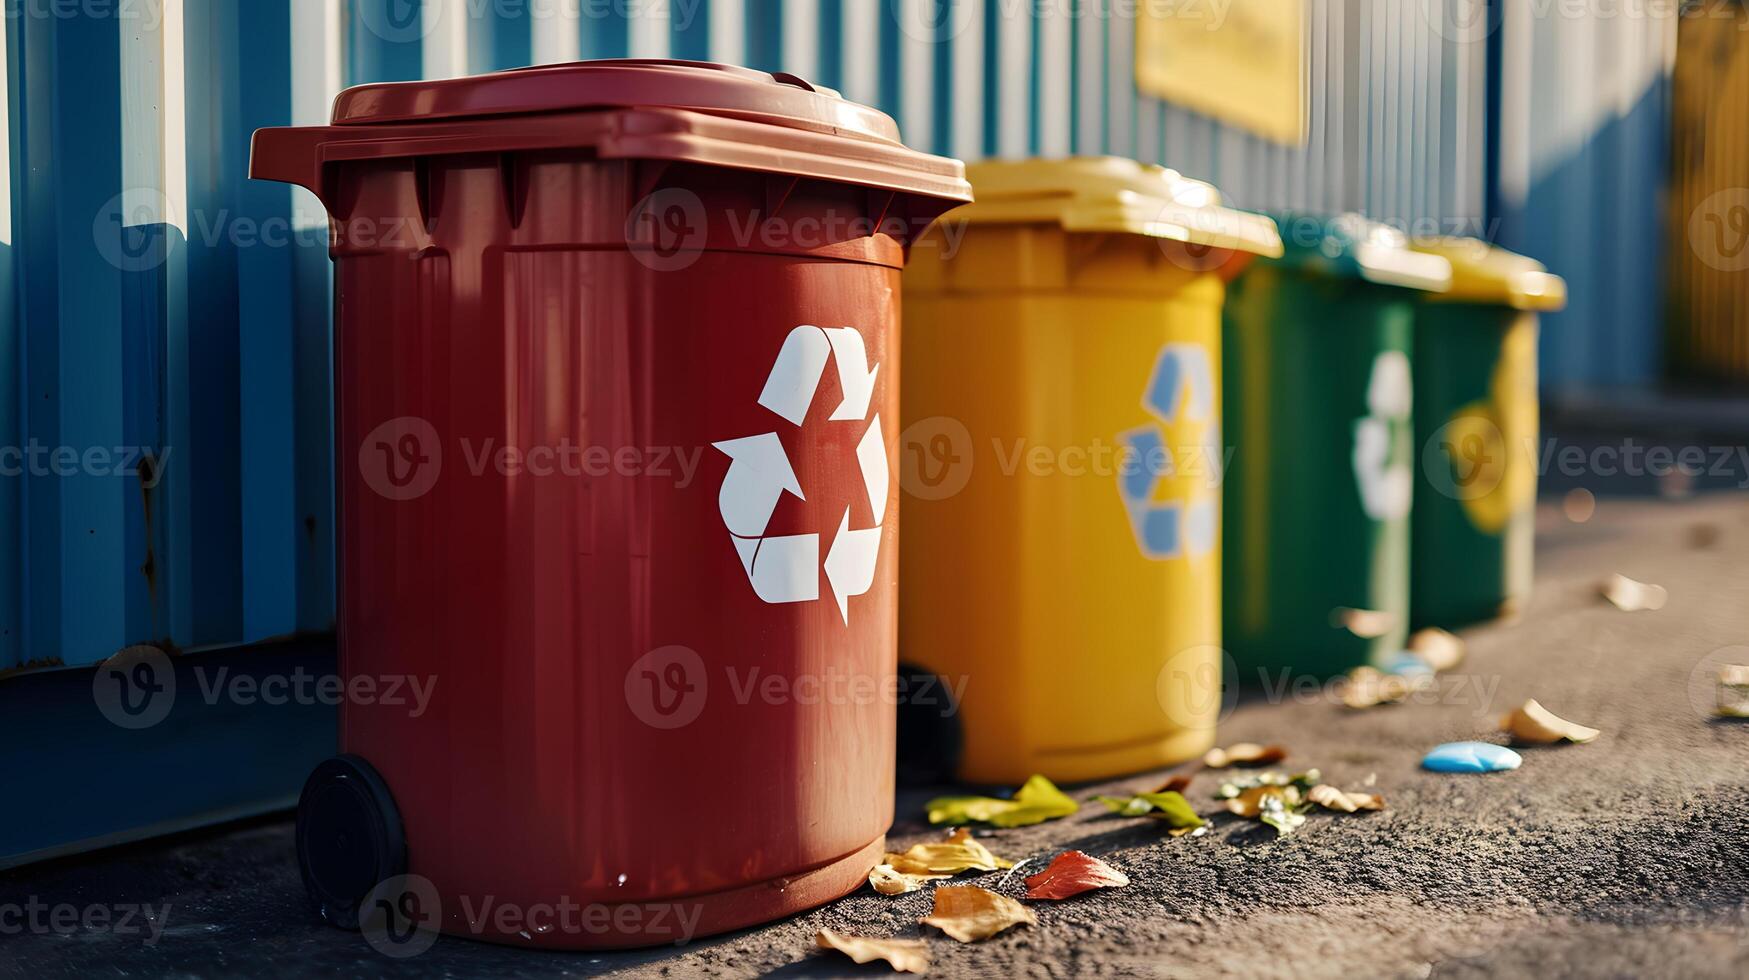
713, 325, 889, 624
1352, 350, 1413, 522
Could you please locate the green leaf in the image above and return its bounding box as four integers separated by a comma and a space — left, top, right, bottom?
1257, 795, 1309, 837
1095, 791, 1207, 832
927, 774, 1080, 828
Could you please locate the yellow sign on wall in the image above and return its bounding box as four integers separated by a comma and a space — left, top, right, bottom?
1136, 0, 1307, 145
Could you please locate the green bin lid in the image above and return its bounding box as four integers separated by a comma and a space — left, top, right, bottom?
1267, 213, 1453, 292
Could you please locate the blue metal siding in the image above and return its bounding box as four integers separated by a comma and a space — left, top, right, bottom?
0, 1, 1669, 673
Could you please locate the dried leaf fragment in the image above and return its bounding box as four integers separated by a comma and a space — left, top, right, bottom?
1203, 743, 1287, 769
869, 864, 940, 896
1154, 774, 1193, 794
886, 828, 1013, 876
925, 774, 1078, 828
1332, 607, 1398, 638
920, 886, 1037, 942
816, 928, 930, 974
1340, 666, 1431, 709
1094, 790, 1207, 835
1023, 850, 1130, 900
1716, 665, 1749, 719
1225, 784, 1303, 819
1600, 573, 1667, 612
1501, 698, 1600, 745
1407, 628, 1466, 672
1307, 784, 1386, 813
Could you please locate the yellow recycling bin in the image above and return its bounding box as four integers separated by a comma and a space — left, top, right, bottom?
899, 158, 1281, 785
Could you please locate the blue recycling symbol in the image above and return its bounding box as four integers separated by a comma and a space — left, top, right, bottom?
1117, 343, 1221, 561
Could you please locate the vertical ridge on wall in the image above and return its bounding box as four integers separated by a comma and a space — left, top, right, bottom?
1, 8, 18, 669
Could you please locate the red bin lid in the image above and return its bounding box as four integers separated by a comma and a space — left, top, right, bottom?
333, 59, 900, 143
254, 59, 970, 206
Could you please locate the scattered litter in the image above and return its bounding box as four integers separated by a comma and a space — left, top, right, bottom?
920, 886, 1037, 942
926, 774, 1078, 828
1307, 784, 1387, 813
1421, 741, 1522, 773
1203, 743, 1287, 768
1562, 488, 1596, 523
1600, 573, 1667, 612
816, 928, 930, 974
1094, 790, 1207, 835
1500, 699, 1600, 745
1688, 523, 1722, 550
1023, 851, 1130, 900
1332, 607, 1398, 638
1407, 628, 1466, 672
1214, 769, 1321, 799
1340, 666, 1432, 709
1717, 665, 1749, 719
1217, 771, 1320, 836
1380, 651, 1437, 679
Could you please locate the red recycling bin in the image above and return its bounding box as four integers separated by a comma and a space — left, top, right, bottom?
251, 61, 968, 950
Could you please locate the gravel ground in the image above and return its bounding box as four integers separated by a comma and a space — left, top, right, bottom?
5, 494, 1749, 979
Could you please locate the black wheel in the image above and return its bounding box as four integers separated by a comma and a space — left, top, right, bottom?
296, 754, 406, 930
895, 662, 964, 785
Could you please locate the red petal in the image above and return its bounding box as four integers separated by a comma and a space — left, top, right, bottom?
1023, 850, 1130, 900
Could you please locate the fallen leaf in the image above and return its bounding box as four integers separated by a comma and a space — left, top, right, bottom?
920, 886, 1037, 942
1023, 850, 1130, 900
926, 775, 1078, 828
1154, 774, 1193, 794
816, 928, 930, 974
1340, 666, 1431, 709
1600, 573, 1667, 612
1215, 769, 1321, 799
1225, 784, 1303, 818
1203, 743, 1287, 768
1094, 790, 1207, 835
869, 864, 940, 896
1258, 794, 1308, 836
1407, 628, 1466, 672
1717, 665, 1749, 719
1332, 607, 1398, 638
1307, 784, 1386, 813
1500, 699, 1600, 745
885, 828, 1013, 876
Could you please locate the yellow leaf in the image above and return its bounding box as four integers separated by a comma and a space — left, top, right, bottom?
1500, 698, 1600, 745
1407, 628, 1465, 672
1600, 573, 1667, 612
925, 775, 1079, 828
919, 886, 1038, 943
816, 928, 930, 974
1307, 784, 1386, 813
1202, 743, 1287, 768
884, 828, 1013, 877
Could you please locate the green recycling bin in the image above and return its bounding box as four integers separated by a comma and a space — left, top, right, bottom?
1223, 215, 1452, 684
1408, 240, 1567, 629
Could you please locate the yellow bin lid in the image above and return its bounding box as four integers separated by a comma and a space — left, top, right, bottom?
952, 156, 1284, 258
1410, 238, 1568, 312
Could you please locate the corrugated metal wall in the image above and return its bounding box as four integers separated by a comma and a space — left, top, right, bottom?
0, 1, 1658, 672
1493, 1, 1677, 390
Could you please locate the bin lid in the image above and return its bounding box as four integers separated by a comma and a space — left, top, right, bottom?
1409, 238, 1568, 311
946, 157, 1283, 256
253, 60, 970, 204
1270, 213, 1453, 292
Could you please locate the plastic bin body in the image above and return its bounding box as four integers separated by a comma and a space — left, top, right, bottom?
251, 61, 967, 949
900, 158, 1280, 785
1408, 241, 1565, 629
1221, 217, 1451, 682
